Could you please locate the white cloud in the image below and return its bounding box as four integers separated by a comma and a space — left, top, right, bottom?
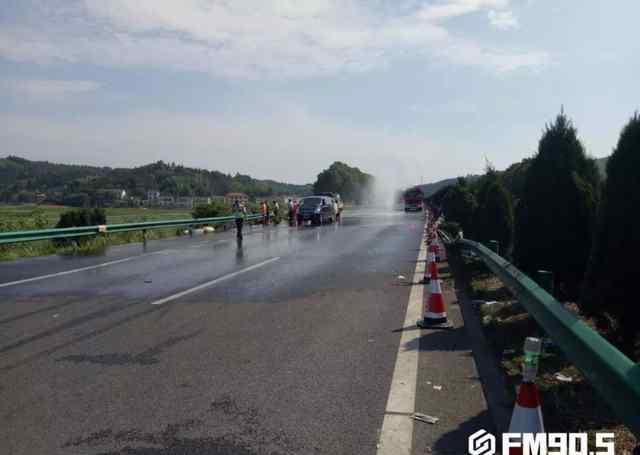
417, 0, 509, 22
0, 79, 100, 101
0, 0, 547, 79
488, 10, 519, 30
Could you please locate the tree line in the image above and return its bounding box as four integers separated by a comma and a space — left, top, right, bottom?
312, 161, 374, 203
0, 157, 311, 205
431, 111, 640, 359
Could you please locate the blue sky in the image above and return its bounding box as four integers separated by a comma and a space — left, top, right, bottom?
0, 0, 638, 185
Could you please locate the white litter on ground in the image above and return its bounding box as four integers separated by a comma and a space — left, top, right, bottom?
413, 413, 439, 424
555, 373, 573, 382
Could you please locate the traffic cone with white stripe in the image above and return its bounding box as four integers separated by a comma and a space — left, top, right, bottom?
417, 277, 451, 328
420, 251, 433, 284
420, 251, 438, 284
429, 253, 439, 281
507, 338, 544, 454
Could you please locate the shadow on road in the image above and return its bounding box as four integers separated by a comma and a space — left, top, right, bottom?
402, 326, 471, 352
429, 409, 495, 455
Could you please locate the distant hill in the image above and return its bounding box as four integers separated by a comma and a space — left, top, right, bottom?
416, 174, 481, 198
0, 156, 312, 205
419, 155, 609, 206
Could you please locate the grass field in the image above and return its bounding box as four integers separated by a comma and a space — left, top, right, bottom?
0, 204, 197, 261
0, 204, 194, 230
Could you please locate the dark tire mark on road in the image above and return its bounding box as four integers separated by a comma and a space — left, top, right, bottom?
57, 331, 202, 366
64, 397, 299, 455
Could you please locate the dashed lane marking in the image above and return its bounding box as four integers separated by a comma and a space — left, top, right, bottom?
149, 257, 281, 305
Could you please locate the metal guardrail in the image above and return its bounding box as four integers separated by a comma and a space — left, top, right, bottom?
0, 214, 263, 245
437, 229, 452, 244
453, 238, 640, 437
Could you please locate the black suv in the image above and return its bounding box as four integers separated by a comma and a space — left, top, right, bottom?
297, 196, 338, 225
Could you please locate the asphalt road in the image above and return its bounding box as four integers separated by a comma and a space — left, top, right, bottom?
0, 209, 435, 455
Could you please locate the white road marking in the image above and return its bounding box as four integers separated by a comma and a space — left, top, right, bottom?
376, 222, 427, 455
149, 257, 281, 305
0, 237, 234, 289
0, 256, 141, 289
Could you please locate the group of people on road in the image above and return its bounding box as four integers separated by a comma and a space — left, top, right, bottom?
260, 199, 302, 226
233, 198, 303, 239
259, 200, 276, 225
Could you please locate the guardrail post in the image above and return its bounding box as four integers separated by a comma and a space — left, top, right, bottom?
487, 240, 500, 255
536, 270, 554, 296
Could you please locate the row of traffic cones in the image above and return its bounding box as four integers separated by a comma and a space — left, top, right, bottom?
420, 209, 545, 451
417, 210, 451, 329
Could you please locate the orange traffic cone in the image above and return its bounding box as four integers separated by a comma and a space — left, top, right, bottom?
429, 255, 439, 280
507, 382, 544, 455
417, 278, 451, 328
508, 337, 545, 455
421, 251, 433, 284
420, 251, 438, 284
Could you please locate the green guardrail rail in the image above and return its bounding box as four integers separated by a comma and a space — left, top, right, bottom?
0, 214, 264, 245
452, 238, 640, 437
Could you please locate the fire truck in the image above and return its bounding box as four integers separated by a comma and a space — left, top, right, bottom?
404, 187, 424, 212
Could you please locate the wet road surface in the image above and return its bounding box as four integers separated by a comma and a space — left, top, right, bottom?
0, 209, 428, 455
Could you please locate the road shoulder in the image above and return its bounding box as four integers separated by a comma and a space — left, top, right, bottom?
412, 252, 495, 454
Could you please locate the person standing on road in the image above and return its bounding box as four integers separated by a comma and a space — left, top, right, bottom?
273, 200, 280, 224
262, 200, 270, 225
287, 199, 295, 226
233, 200, 247, 239
293, 199, 300, 226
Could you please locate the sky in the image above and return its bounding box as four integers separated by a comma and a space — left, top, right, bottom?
0, 0, 638, 185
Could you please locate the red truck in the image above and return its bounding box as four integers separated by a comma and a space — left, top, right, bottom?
404, 187, 424, 212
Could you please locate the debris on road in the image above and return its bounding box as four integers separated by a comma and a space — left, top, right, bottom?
554, 373, 573, 382
413, 413, 439, 424
472, 299, 497, 306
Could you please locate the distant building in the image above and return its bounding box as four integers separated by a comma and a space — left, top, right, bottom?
224, 192, 249, 205
156, 196, 175, 207
174, 197, 192, 209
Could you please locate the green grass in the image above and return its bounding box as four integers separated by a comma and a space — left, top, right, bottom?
0, 204, 196, 261
0, 204, 194, 230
